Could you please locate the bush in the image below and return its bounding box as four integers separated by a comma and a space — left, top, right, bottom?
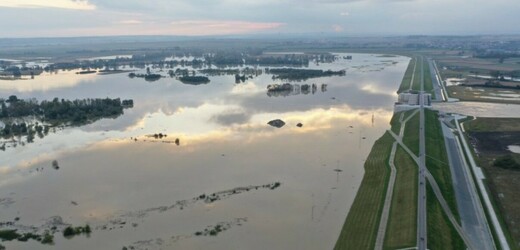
0, 229, 21, 241
63, 226, 75, 237
41, 231, 54, 244
494, 154, 520, 170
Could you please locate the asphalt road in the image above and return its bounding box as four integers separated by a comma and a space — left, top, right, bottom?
428, 59, 444, 102
417, 57, 427, 250
441, 122, 495, 250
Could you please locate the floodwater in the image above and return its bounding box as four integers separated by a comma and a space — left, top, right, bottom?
508, 145, 520, 154
0, 53, 409, 249
433, 102, 520, 118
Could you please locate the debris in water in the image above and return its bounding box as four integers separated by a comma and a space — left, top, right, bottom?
51, 160, 59, 170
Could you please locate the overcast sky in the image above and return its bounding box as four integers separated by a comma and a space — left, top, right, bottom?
1, 0, 519, 38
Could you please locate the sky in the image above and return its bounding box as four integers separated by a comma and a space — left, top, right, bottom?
0, 0, 519, 38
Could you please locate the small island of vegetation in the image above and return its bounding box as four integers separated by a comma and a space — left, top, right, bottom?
179, 76, 210, 85
0, 95, 133, 143
265, 68, 345, 81
128, 72, 162, 82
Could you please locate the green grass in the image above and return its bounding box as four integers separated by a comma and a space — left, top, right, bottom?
398, 57, 416, 93
384, 145, 418, 249
424, 109, 459, 220
426, 183, 466, 250
390, 112, 402, 134
335, 132, 394, 250
402, 111, 420, 156
410, 57, 434, 95
423, 58, 434, 94
464, 118, 520, 132
411, 57, 423, 91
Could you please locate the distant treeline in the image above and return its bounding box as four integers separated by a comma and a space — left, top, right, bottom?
0, 50, 339, 77
266, 68, 345, 81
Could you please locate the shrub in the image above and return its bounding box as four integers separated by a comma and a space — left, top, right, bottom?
63, 226, 75, 237
0, 229, 21, 241
494, 154, 520, 170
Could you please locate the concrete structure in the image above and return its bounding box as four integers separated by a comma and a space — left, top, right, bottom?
394, 91, 432, 112
397, 92, 431, 106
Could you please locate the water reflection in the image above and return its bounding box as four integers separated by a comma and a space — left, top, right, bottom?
0, 70, 98, 92
0, 53, 409, 250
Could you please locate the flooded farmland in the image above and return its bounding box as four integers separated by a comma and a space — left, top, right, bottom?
0, 53, 409, 249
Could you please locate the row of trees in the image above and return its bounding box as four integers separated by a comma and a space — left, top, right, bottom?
1, 122, 49, 142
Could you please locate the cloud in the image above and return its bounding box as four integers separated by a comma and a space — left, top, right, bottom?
117, 20, 143, 25
169, 20, 285, 35
340, 11, 350, 16
0, 0, 96, 10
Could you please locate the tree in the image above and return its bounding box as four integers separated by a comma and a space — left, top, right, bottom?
7, 95, 18, 103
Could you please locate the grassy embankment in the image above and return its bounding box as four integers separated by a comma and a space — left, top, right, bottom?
390, 113, 402, 134
410, 57, 434, 96
384, 145, 418, 249
411, 56, 423, 91
423, 58, 435, 98
402, 111, 420, 156
426, 183, 466, 250
334, 132, 394, 250
424, 109, 459, 219
397, 57, 416, 93
335, 55, 422, 249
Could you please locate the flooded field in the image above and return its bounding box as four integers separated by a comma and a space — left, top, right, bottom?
0, 53, 409, 249
433, 102, 520, 117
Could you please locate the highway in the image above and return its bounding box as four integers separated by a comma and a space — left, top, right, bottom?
427, 58, 445, 102
441, 121, 495, 249
417, 56, 427, 250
